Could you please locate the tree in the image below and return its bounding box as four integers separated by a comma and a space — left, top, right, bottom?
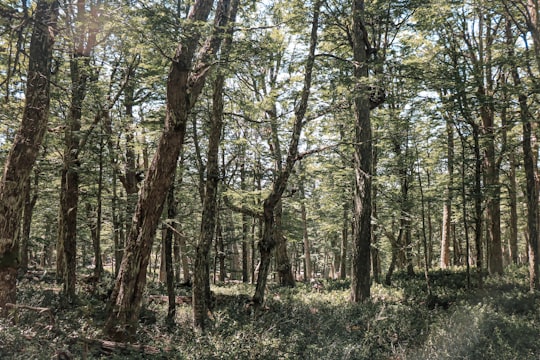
104, 0, 228, 340
57, 0, 100, 301
350, 0, 372, 302
193, 0, 238, 330
251, 0, 321, 306
0, 0, 59, 310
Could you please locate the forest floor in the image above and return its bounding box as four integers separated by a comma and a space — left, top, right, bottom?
0, 266, 539, 359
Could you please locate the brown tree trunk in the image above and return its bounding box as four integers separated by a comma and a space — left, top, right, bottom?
473, 124, 484, 285
508, 153, 519, 265
350, 0, 372, 303
105, 0, 227, 340
440, 115, 453, 269
0, 0, 58, 311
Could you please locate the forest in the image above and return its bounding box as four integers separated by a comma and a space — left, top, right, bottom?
1, 0, 540, 358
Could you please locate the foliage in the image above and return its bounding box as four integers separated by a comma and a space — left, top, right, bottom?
1, 268, 539, 359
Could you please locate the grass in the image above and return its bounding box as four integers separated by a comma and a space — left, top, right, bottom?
1, 266, 539, 359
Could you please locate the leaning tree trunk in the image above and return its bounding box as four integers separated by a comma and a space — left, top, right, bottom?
104, 0, 222, 341
0, 0, 58, 311
350, 0, 372, 303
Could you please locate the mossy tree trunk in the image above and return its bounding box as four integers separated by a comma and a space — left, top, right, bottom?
0, 0, 58, 311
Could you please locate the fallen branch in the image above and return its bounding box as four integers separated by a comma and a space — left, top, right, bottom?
147, 295, 192, 305
78, 338, 169, 356
5, 303, 55, 327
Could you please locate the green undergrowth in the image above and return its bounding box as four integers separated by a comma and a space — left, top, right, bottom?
1, 266, 539, 359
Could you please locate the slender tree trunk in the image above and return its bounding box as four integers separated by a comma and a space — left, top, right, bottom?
253, 2, 320, 305
241, 162, 249, 282
440, 115, 453, 269
512, 63, 539, 290
0, 0, 58, 310
177, 231, 191, 284
340, 201, 349, 280
350, 0, 372, 302
192, 0, 237, 330
164, 179, 177, 323
473, 124, 484, 286
300, 184, 312, 280
508, 153, 518, 265
59, 0, 99, 302
20, 171, 38, 274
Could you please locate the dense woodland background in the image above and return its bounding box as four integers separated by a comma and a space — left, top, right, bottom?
1, 0, 540, 358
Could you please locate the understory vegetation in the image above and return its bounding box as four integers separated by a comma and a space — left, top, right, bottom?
1, 266, 538, 359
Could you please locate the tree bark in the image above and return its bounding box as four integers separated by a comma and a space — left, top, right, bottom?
350, 0, 372, 303
0, 0, 58, 311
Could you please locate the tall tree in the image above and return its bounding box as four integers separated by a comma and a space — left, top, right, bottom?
350, 0, 372, 302
193, 0, 238, 330
57, 0, 99, 301
104, 0, 228, 340
0, 0, 59, 310
252, 0, 321, 306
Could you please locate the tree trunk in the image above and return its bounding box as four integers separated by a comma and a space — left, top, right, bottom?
511, 59, 539, 290
300, 185, 312, 280
472, 124, 484, 285
104, 0, 218, 340
350, 0, 372, 302
275, 201, 295, 286
20, 171, 38, 274
241, 161, 250, 282
0, 0, 58, 311
192, 0, 237, 330
164, 180, 177, 323
440, 115, 453, 269
340, 201, 350, 280
59, 0, 99, 302
508, 153, 519, 265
